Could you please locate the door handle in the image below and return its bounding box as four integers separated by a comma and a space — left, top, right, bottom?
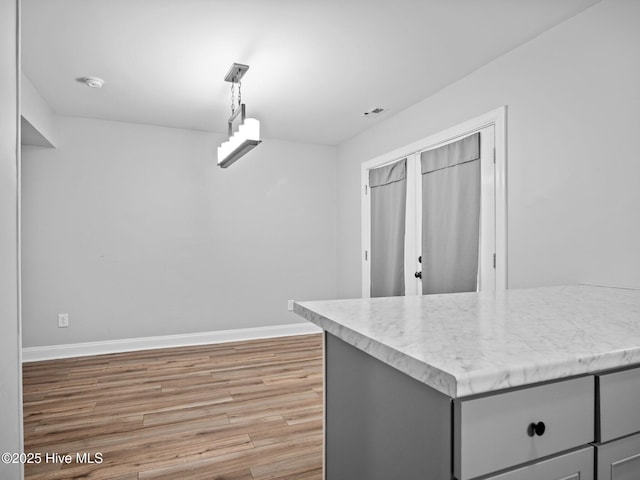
414, 271, 422, 279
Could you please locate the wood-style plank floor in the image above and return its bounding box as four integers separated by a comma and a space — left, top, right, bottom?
22, 334, 323, 480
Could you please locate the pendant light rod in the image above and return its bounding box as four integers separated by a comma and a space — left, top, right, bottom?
228, 103, 245, 135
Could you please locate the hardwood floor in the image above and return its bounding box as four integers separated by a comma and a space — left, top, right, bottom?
22, 334, 323, 480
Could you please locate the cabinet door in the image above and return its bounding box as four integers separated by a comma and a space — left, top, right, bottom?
597, 432, 640, 480
484, 446, 593, 480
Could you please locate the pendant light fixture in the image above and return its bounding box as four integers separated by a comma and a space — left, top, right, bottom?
217, 63, 261, 168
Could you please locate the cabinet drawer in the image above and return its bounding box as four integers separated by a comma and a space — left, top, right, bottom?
598, 366, 640, 442
484, 446, 593, 480
454, 376, 594, 480
596, 431, 640, 480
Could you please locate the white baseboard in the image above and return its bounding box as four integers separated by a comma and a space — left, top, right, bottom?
22, 323, 322, 363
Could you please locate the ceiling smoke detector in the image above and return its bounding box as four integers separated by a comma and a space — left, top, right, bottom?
83, 77, 104, 89
362, 107, 385, 117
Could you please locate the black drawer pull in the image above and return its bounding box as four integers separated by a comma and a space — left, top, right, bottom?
527, 421, 546, 437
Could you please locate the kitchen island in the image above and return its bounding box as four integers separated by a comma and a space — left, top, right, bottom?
294, 285, 640, 480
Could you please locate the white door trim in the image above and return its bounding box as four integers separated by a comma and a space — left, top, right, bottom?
361, 106, 508, 297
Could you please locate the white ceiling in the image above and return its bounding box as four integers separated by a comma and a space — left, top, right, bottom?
22, 0, 601, 145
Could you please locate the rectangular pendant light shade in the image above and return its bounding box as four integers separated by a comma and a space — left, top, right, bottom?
217, 118, 261, 168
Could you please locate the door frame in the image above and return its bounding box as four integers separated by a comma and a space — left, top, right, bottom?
361, 106, 508, 297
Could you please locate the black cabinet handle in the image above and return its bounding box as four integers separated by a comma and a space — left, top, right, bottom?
527, 421, 546, 437
414, 271, 422, 279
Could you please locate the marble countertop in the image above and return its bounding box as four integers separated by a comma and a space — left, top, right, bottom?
293, 285, 640, 398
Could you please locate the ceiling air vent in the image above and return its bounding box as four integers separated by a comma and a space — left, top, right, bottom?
362, 107, 385, 117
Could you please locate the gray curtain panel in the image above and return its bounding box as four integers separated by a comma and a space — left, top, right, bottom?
370, 159, 407, 297
421, 133, 480, 295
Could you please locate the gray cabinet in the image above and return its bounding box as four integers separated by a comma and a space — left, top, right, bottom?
324, 333, 451, 480
322, 333, 640, 480
596, 432, 640, 480
485, 447, 593, 480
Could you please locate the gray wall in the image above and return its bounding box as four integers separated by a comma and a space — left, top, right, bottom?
21, 0, 640, 349
21, 72, 56, 147
337, 0, 640, 298
22, 116, 337, 347
0, 0, 23, 477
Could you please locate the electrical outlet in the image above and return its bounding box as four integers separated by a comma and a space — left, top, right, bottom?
287, 300, 294, 311
58, 313, 69, 328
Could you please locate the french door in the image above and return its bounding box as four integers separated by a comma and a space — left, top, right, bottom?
361, 108, 507, 297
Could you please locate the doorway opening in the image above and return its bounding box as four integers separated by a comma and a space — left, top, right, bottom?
361, 107, 507, 297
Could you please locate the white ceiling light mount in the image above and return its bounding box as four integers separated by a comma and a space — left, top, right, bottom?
83, 77, 104, 88
217, 63, 261, 168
